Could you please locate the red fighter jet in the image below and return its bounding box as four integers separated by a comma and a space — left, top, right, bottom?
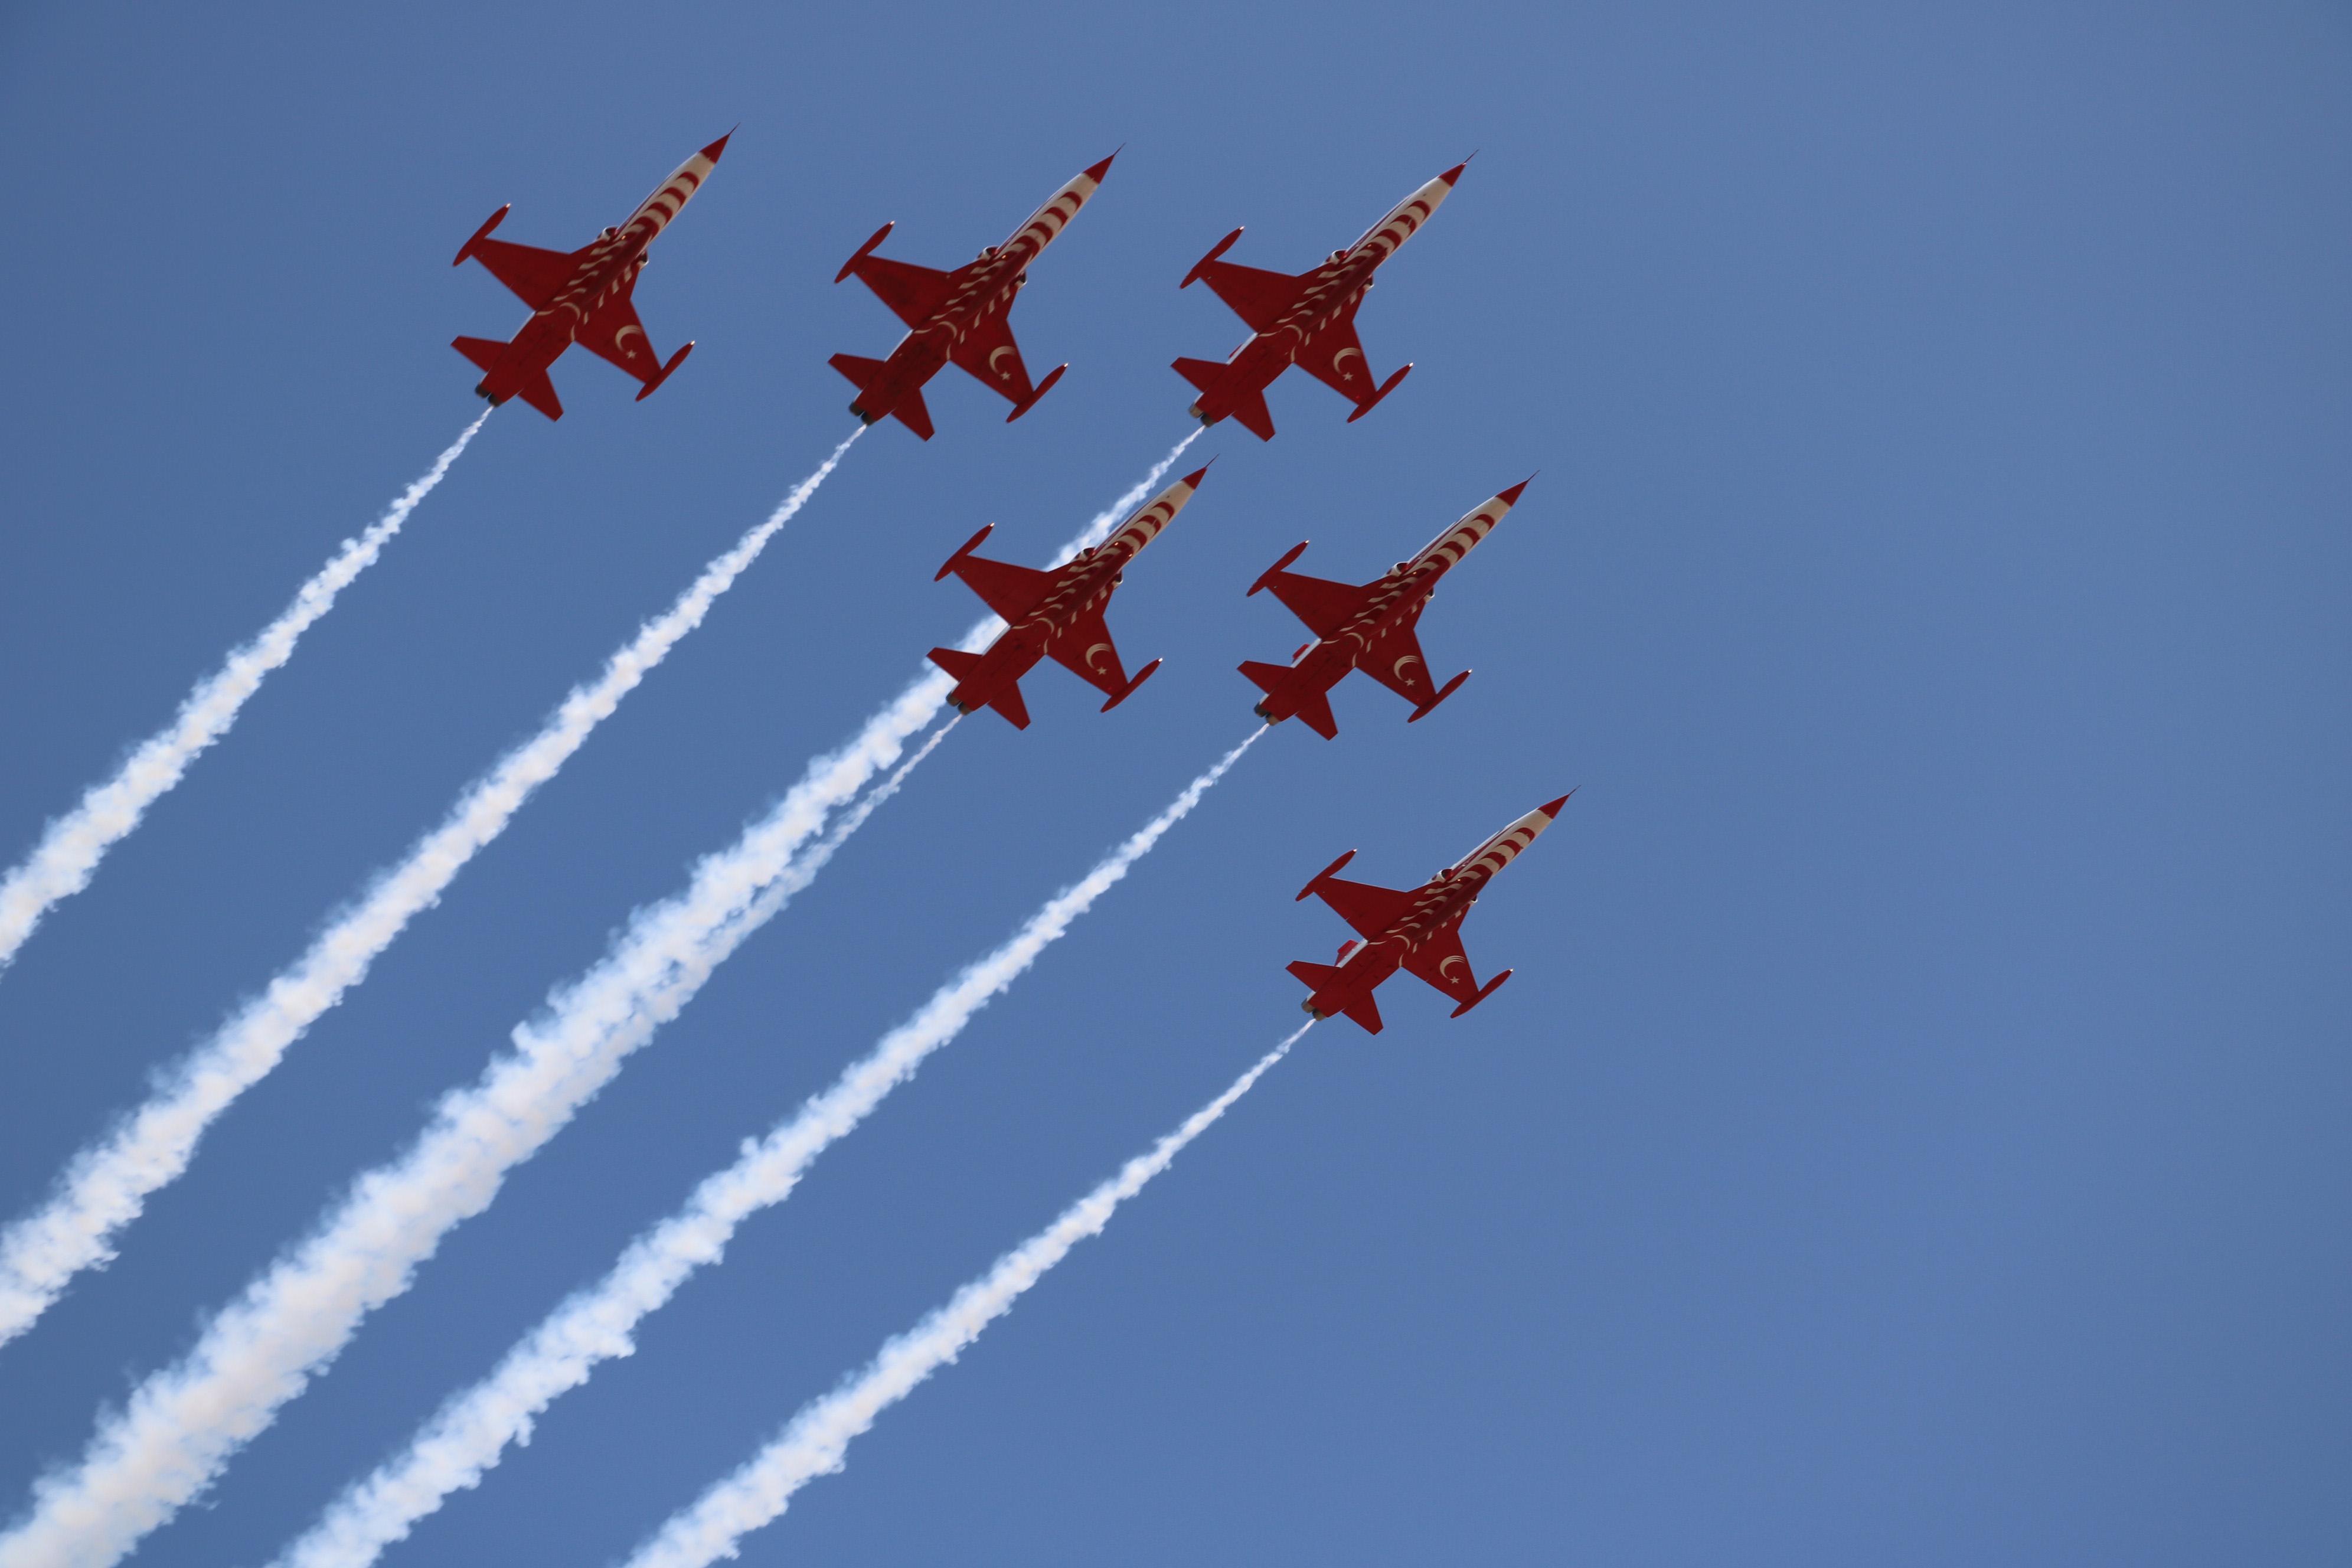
450, 133, 730, 420
1172, 161, 1468, 442
1242, 478, 1531, 739
1288, 793, 1571, 1034
830, 153, 1116, 440
927, 466, 1209, 729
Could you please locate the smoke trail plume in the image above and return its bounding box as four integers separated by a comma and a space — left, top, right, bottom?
0, 412, 491, 976
0, 429, 861, 1357
0, 437, 870, 1568
625, 1025, 1308, 1568
272, 729, 1259, 1568
0, 435, 1194, 1568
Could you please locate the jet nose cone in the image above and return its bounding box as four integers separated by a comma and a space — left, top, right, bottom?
1495, 475, 1536, 505
1082, 149, 1119, 184
1538, 790, 1575, 820
1178, 459, 1214, 488
1438, 159, 1471, 188
701, 129, 735, 162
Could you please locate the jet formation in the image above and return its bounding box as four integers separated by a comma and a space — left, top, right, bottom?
448, 141, 1568, 1033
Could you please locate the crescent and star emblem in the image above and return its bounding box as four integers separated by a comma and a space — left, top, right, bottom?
988, 345, 1017, 379
1084, 642, 1115, 672
1393, 654, 1423, 678
1439, 955, 1467, 979
614, 324, 646, 360
1332, 345, 1364, 383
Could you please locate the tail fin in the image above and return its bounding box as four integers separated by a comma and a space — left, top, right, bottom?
927, 648, 1028, 729
1240, 660, 1334, 738
828, 354, 934, 440
890, 384, 935, 441
1286, 961, 1382, 1034
452, 336, 504, 374
1172, 356, 1226, 396
1226, 388, 1275, 442
1238, 659, 1286, 697
829, 351, 883, 395
511, 369, 562, 422
927, 646, 981, 681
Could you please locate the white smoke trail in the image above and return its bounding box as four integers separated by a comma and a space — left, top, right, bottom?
625, 1025, 1309, 1568
0, 411, 491, 976
0, 433, 1191, 1568
0, 428, 862, 1358
272, 728, 1261, 1568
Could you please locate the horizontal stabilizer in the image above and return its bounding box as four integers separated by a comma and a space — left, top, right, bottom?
828, 351, 884, 394
1287, 961, 1383, 1034
1291, 685, 1338, 740
512, 368, 563, 422
452, 336, 504, 375
1227, 388, 1276, 442
927, 646, 982, 682
1171, 356, 1226, 397
891, 383, 935, 441
1238, 659, 1288, 697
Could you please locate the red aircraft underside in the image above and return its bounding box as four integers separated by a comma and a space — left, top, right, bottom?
1173, 162, 1465, 442
830, 154, 1113, 439
1288, 792, 1569, 1034
449, 134, 728, 420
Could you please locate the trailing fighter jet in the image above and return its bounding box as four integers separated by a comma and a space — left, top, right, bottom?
927, 466, 1208, 728
1242, 478, 1531, 739
830, 153, 1116, 439
1288, 793, 1570, 1034
450, 133, 730, 420
1172, 161, 1467, 441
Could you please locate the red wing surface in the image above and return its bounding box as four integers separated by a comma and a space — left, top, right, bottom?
469, 238, 580, 311
1046, 608, 1130, 701
850, 254, 958, 328
1401, 927, 1485, 1010
1296, 311, 1381, 409
949, 309, 1041, 408
947, 553, 1054, 625
1196, 259, 1306, 333
1260, 569, 1373, 639
576, 289, 663, 386
1359, 605, 1440, 708
1312, 876, 1417, 941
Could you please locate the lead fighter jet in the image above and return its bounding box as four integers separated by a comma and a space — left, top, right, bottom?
830, 153, 1116, 439
1288, 793, 1570, 1034
450, 133, 730, 420
1173, 160, 1468, 441
1242, 478, 1531, 739
927, 467, 1209, 728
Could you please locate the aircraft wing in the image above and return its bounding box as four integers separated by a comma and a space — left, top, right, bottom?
1358, 603, 1442, 709
1195, 259, 1304, 333
1295, 309, 1383, 409
946, 551, 1054, 625
1401, 926, 1487, 1010
468, 237, 580, 311
1259, 567, 1371, 639
1311, 875, 1417, 940
850, 253, 958, 328
949, 306, 1043, 409
1046, 608, 1133, 702
575, 288, 665, 387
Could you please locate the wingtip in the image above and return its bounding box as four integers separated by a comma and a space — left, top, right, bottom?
1538, 790, 1576, 820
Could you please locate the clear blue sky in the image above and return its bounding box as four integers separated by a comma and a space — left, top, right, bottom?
2, 2, 2347, 1563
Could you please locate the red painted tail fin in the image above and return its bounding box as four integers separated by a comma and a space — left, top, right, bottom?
1287, 961, 1383, 1034
1226, 388, 1275, 442
1238, 659, 1288, 696
1171, 357, 1226, 396
511, 368, 562, 422
927, 647, 981, 683
889, 384, 935, 440
452, 337, 504, 374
